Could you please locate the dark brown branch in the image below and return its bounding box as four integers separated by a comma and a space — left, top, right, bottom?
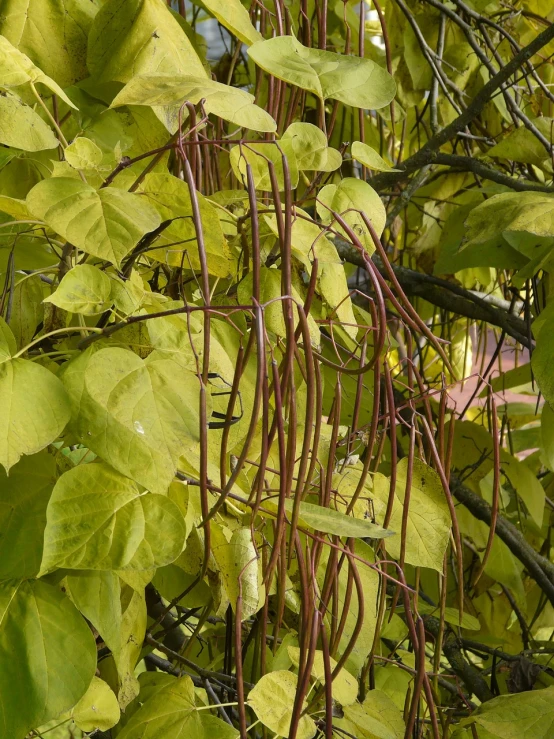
422, 615, 494, 702
451, 475, 554, 608
335, 239, 531, 348
369, 20, 554, 191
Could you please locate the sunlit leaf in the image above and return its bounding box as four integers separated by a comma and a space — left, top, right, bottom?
248, 671, 317, 739
0, 0, 98, 87
202, 0, 261, 45
317, 177, 386, 252
248, 35, 396, 109
351, 141, 400, 172
72, 676, 120, 732
44, 264, 113, 315
111, 74, 276, 133
87, 0, 207, 83
288, 646, 358, 706
282, 122, 342, 172
40, 461, 187, 573
62, 346, 206, 493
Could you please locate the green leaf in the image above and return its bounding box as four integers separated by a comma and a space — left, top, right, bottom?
211, 526, 261, 620
87, 0, 207, 83
0, 0, 98, 88
8, 273, 45, 349
0, 579, 97, 738
266, 498, 393, 540
72, 676, 120, 732
373, 458, 451, 571
65, 136, 104, 170
0, 33, 77, 108
202, 0, 261, 45
66, 571, 147, 708
237, 266, 320, 345
340, 689, 405, 739
111, 73, 276, 133
0, 317, 71, 471
0, 450, 56, 579
136, 172, 235, 278
0, 89, 59, 151
229, 139, 299, 190
351, 141, 400, 172
27, 178, 161, 267
317, 177, 386, 252
118, 675, 239, 738
287, 646, 358, 706
40, 461, 187, 573
248, 670, 317, 739
248, 35, 396, 109
282, 122, 342, 172
44, 264, 113, 315
62, 346, 205, 493
465, 685, 554, 738
464, 192, 554, 246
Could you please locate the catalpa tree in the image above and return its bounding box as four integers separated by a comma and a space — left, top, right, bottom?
0, 0, 554, 737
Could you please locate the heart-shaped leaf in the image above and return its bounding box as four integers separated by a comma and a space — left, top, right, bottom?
40, 462, 187, 573
27, 178, 161, 267
62, 346, 206, 493
0, 579, 96, 738
317, 178, 386, 253
248, 35, 396, 109
0, 318, 71, 472
44, 264, 113, 315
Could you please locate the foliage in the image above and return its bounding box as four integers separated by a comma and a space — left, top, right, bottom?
0, 1, 553, 738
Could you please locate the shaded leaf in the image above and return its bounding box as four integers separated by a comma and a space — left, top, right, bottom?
0, 579, 96, 738
0, 90, 59, 151
0, 317, 71, 471
373, 458, 451, 571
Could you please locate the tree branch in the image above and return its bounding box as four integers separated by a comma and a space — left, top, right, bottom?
368, 20, 554, 191
335, 238, 531, 348
451, 475, 554, 608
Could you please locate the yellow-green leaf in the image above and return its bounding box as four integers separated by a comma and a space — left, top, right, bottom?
248, 671, 317, 739
248, 35, 396, 109
202, 0, 261, 45
317, 178, 386, 252
282, 122, 342, 172
87, 0, 207, 83
27, 178, 161, 267
72, 677, 120, 732
0, 318, 71, 471
351, 141, 400, 172
373, 458, 451, 571
40, 462, 187, 573
288, 646, 358, 706
44, 264, 113, 315
0, 90, 59, 151
0, 579, 97, 738
111, 74, 276, 133
62, 346, 206, 493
